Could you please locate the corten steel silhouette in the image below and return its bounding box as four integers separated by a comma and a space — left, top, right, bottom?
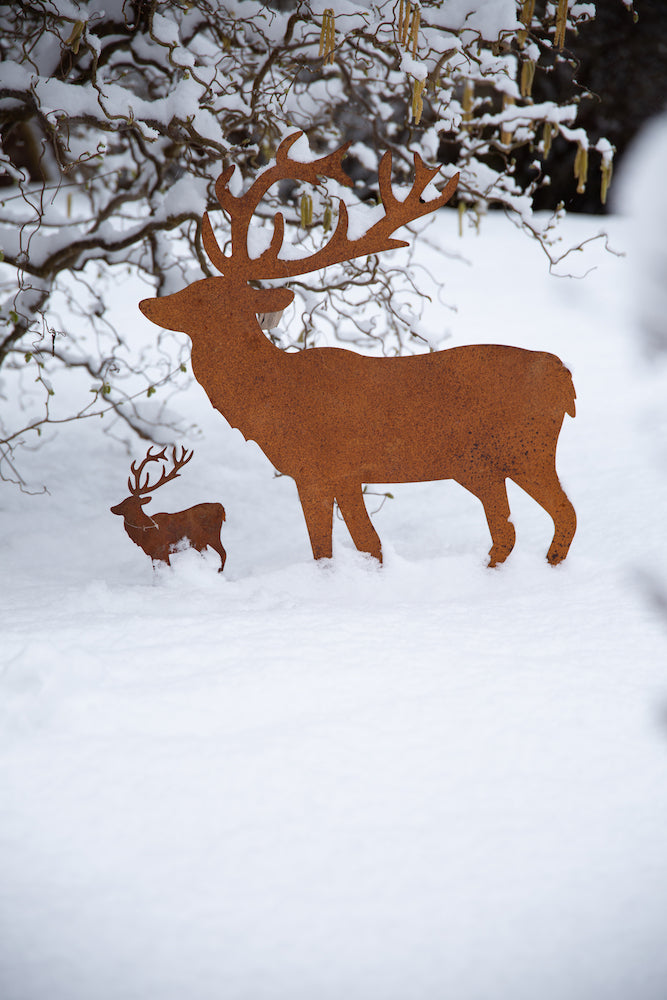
111, 446, 227, 570
139, 132, 576, 567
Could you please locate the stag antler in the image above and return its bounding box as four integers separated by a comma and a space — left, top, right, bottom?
202, 131, 459, 282
128, 446, 193, 496
202, 132, 353, 277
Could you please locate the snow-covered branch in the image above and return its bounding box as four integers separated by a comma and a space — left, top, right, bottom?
0, 0, 634, 483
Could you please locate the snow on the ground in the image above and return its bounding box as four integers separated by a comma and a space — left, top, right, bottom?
1, 208, 667, 1000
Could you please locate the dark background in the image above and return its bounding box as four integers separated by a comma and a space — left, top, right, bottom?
533, 0, 667, 212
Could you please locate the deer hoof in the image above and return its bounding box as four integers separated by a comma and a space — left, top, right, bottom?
487, 546, 511, 568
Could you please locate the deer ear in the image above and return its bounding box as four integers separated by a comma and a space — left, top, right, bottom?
248, 286, 295, 313
140, 496, 151, 506
268, 287, 295, 310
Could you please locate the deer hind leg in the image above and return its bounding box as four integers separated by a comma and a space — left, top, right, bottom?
463, 475, 516, 567
513, 465, 576, 565
212, 539, 227, 573
297, 485, 335, 560
336, 485, 383, 564
196, 506, 227, 571
208, 512, 227, 572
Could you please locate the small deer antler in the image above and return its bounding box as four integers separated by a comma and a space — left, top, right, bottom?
202, 131, 459, 283
128, 446, 193, 496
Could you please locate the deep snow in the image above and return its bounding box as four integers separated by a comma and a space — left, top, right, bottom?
1, 207, 667, 1000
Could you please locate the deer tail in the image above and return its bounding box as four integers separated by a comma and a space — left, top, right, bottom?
548, 355, 576, 418
560, 362, 576, 418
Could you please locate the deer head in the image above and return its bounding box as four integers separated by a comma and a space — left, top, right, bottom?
110, 446, 194, 522
138, 131, 459, 336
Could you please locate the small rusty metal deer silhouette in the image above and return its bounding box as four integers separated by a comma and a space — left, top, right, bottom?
111, 446, 226, 571
139, 132, 576, 567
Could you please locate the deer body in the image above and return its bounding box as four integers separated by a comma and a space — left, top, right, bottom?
139, 133, 576, 566
111, 498, 226, 569
191, 307, 571, 486
111, 447, 227, 571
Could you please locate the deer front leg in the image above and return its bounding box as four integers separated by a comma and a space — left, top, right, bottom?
481, 480, 515, 567
297, 485, 335, 560
461, 475, 515, 567
336, 484, 383, 563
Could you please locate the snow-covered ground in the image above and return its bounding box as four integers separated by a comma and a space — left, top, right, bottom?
2, 206, 667, 1000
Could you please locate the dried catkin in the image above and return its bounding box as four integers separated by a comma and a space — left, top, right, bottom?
520, 59, 536, 99
462, 80, 474, 122
600, 158, 613, 205
320, 9, 335, 65
410, 6, 420, 56
300, 192, 313, 227
412, 78, 425, 125
573, 144, 588, 194
398, 0, 412, 47
65, 19, 85, 54
500, 95, 514, 145
554, 0, 569, 50
518, 0, 535, 47
458, 201, 466, 237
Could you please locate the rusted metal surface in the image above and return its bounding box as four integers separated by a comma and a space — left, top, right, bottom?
139, 133, 576, 566
111, 447, 226, 571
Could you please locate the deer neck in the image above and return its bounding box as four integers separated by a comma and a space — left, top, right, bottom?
189, 305, 289, 441
122, 503, 157, 538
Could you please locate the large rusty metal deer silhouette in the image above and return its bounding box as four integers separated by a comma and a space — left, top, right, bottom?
111, 447, 226, 570
139, 132, 576, 567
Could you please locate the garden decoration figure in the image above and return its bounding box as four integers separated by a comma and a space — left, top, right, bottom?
111, 446, 227, 571
139, 132, 576, 567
